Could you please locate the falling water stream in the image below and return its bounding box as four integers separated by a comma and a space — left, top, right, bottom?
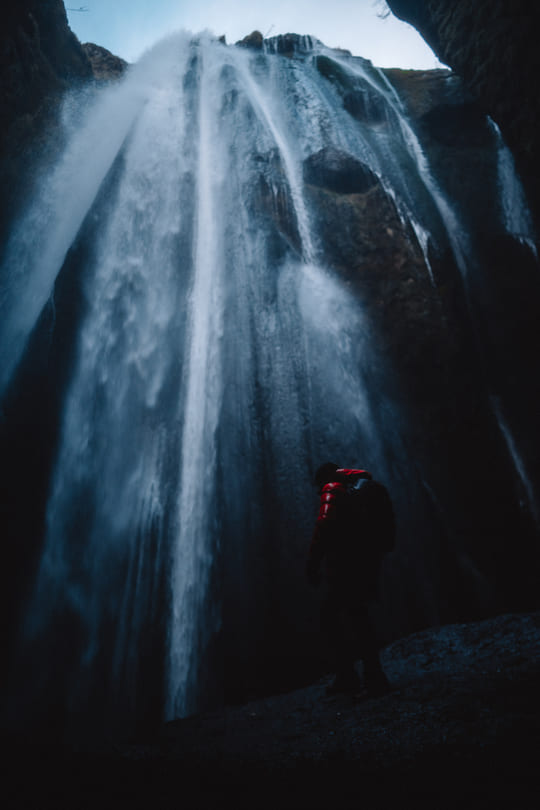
1, 32, 538, 733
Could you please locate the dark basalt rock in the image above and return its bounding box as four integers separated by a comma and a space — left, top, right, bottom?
342, 88, 387, 124
268, 33, 311, 57
315, 54, 357, 89
419, 102, 491, 148
303, 148, 379, 195
386, 0, 540, 226
315, 54, 388, 125
274, 34, 304, 57
381, 68, 500, 235
0, 0, 91, 139
236, 30, 264, 50
82, 43, 128, 81
0, 1, 125, 238
0, 2, 91, 222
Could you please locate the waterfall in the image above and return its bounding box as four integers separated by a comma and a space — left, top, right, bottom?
167, 39, 226, 719
487, 117, 537, 258
490, 396, 539, 527
2, 31, 538, 735
320, 50, 540, 525
0, 76, 145, 398
328, 53, 471, 280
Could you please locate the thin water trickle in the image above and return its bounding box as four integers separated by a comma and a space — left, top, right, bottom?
488, 117, 537, 257
490, 396, 540, 527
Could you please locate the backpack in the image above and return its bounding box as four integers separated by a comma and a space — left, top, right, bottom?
342, 476, 396, 554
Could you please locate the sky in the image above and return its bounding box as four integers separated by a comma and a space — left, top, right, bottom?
64, 0, 444, 69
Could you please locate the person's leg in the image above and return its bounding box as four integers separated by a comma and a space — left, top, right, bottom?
349, 598, 390, 696
321, 588, 361, 693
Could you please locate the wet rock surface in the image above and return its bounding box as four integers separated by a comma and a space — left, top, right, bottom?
303, 148, 379, 195
386, 0, 540, 226
5, 611, 540, 808
382, 68, 498, 234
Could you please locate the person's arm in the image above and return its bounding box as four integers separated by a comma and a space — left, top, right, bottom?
306, 482, 344, 585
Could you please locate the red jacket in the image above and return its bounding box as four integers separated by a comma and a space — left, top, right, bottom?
307, 468, 372, 582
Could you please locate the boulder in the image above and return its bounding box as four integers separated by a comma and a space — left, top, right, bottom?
236, 30, 264, 50
303, 148, 379, 195
82, 43, 128, 81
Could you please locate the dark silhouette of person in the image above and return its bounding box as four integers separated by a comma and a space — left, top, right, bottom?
306, 462, 394, 696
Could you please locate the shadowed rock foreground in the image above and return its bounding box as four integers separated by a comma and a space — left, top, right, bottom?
5, 611, 540, 808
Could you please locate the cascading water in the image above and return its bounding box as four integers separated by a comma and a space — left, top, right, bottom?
325, 50, 540, 524
488, 117, 537, 258
2, 31, 538, 736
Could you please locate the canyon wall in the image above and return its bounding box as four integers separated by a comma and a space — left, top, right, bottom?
386, 0, 540, 224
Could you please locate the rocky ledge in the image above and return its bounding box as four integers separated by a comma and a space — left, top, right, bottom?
82, 43, 129, 81
5, 611, 540, 808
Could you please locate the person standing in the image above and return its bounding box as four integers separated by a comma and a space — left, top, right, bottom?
306, 462, 395, 696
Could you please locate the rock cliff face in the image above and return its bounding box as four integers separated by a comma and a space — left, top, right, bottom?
0, 1, 126, 236
300, 62, 540, 633
82, 43, 128, 81
386, 0, 540, 225
0, 2, 87, 217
